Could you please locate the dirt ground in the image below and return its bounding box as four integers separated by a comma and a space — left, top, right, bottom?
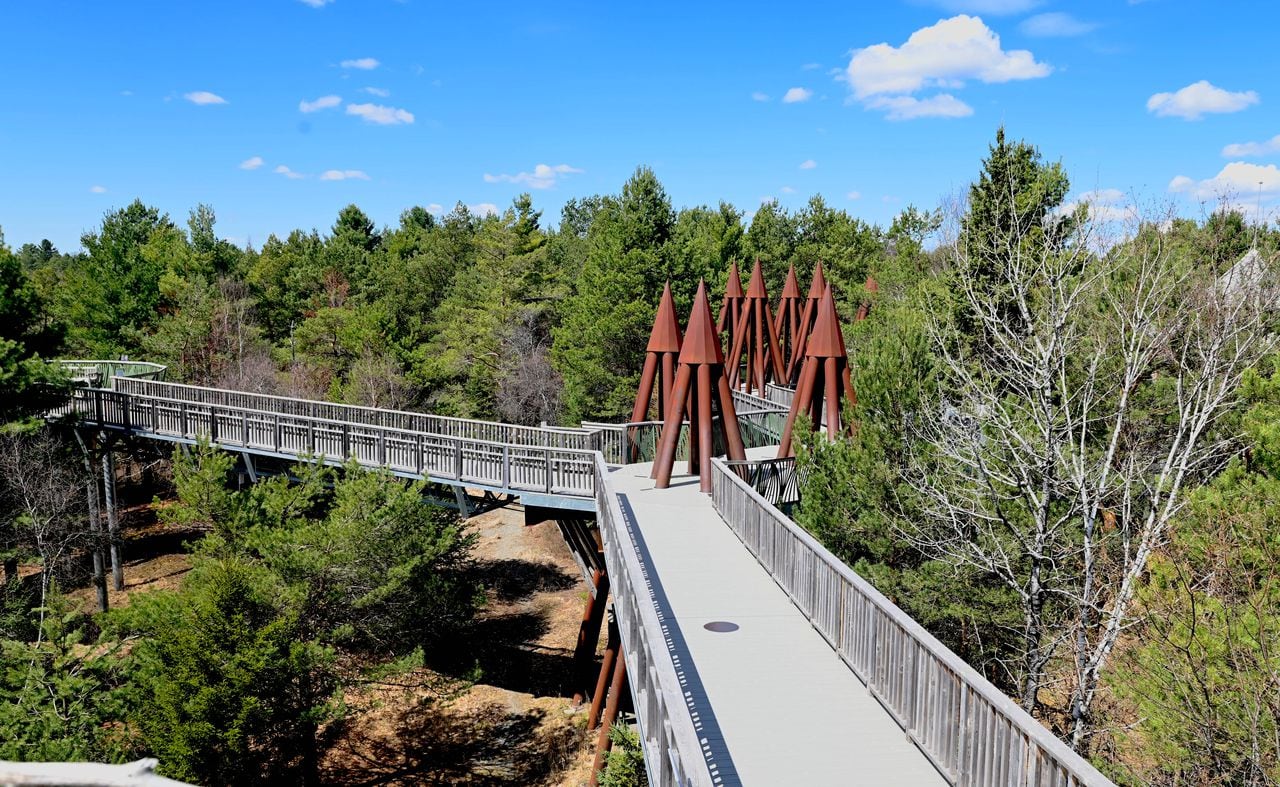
63, 490, 606, 785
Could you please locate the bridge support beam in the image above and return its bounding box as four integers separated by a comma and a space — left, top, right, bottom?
74, 431, 108, 612
587, 618, 619, 730
588, 647, 629, 786
101, 443, 123, 591
572, 569, 610, 703
453, 486, 470, 519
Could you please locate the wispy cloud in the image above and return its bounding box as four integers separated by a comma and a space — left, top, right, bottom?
299, 95, 342, 113
469, 203, 499, 217
341, 57, 380, 70
89, 185, 107, 194
1147, 80, 1258, 120
274, 165, 305, 180
919, 0, 1041, 14
483, 163, 582, 189
751, 91, 770, 102
346, 102, 414, 125
184, 91, 227, 105
780, 186, 797, 194
866, 93, 973, 120
239, 156, 265, 170
1059, 188, 1137, 222
1223, 135, 1280, 157
362, 86, 390, 97
1019, 12, 1097, 37
846, 191, 862, 200
799, 159, 817, 170
298, 0, 333, 7
426, 203, 444, 215
801, 62, 822, 71
319, 169, 370, 181
782, 87, 813, 103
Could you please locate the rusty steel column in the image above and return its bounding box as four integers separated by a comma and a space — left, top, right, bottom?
787, 261, 828, 384
778, 282, 857, 458
696, 364, 714, 492
588, 650, 629, 787
573, 570, 610, 703
651, 364, 692, 484
587, 620, 620, 730
716, 261, 745, 335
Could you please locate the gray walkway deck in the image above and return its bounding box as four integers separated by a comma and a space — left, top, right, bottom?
610, 459, 948, 787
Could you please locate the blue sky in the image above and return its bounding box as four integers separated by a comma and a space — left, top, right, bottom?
2, 0, 1278, 251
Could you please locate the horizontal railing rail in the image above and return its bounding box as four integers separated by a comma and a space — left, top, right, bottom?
52, 388, 596, 499
113, 377, 595, 452
764, 383, 795, 409
710, 459, 1115, 787
56, 359, 168, 384
594, 456, 714, 787
729, 387, 787, 415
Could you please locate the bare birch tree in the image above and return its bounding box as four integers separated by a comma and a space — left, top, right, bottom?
900, 192, 1277, 751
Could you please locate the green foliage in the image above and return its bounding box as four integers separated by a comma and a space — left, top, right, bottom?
115, 557, 334, 784
1105, 359, 1280, 785
0, 240, 65, 423
0, 594, 131, 762
597, 723, 649, 787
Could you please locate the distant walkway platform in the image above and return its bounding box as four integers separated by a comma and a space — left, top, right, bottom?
609, 459, 948, 786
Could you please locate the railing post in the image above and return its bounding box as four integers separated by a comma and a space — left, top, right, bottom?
242, 412, 250, 446
502, 445, 510, 490
273, 415, 280, 452
94, 390, 103, 424
415, 433, 423, 475
209, 406, 218, 442
308, 421, 315, 454
121, 394, 132, 431
342, 423, 350, 459
150, 398, 158, 431
545, 448, 552, 493
378, 430, 386, 465
454, 441, 463, 480
180, 402, 189, 438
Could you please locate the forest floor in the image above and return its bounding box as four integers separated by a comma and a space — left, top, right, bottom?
65, 491, 605, 786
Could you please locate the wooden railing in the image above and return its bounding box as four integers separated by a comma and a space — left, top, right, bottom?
764, 383, 794, 409
113, 378, 596, 452
593, 456, 714, 787
53, 387, 596, 500
710, 459, 1115, 787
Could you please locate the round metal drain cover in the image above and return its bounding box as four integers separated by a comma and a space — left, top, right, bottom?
703, 621, 740, 633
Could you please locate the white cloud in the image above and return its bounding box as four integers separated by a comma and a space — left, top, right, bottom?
483, 163, 582, 189
426, 203, 444, 215
274, 165, 305, 180
782, 87, 813, 103
802, 62, 822, 71
362, 86, 390, 97
1060, 188, 1136, 222
346, 102, 414, 125
340, 57, 380, 70
799, 159, 817, 170
866, 93, 973, 120
780, 186, 797, 194
184, 91, 227, 105
847, 16, 1050, 99
1169, 162, 1280, 199
469, 203, 499, 217
239, 156, 265, 170
299, 94, 341, 113
298, 0, 333, 6
1222, 134, 1280, 157
846, 191, 862, 200
922, 0, 1040, 14
89, 185, 107, 194
1147, 80, 1258, 120
1019, 12, 1096, 37
120, 90, 132, 97
751, 91, 770, 102
319, 169, 370, 181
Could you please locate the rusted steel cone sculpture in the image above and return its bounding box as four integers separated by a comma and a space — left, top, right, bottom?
855, 275, 878, 322
778, 283, 856, 458
727, 259, 786, 395
628, 283, 684, 461
715, 261, 746, 335
785, 260, 828, 384
774, 263, 804, 372
653, 280, 748, 492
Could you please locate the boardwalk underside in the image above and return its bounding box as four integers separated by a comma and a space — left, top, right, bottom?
610, 459, 948, 786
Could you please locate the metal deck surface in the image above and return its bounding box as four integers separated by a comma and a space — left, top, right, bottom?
609, 459, 949, 786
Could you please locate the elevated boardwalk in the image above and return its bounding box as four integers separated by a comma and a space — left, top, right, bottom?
609, 456, 947, 786
45, 364, 1115, 787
